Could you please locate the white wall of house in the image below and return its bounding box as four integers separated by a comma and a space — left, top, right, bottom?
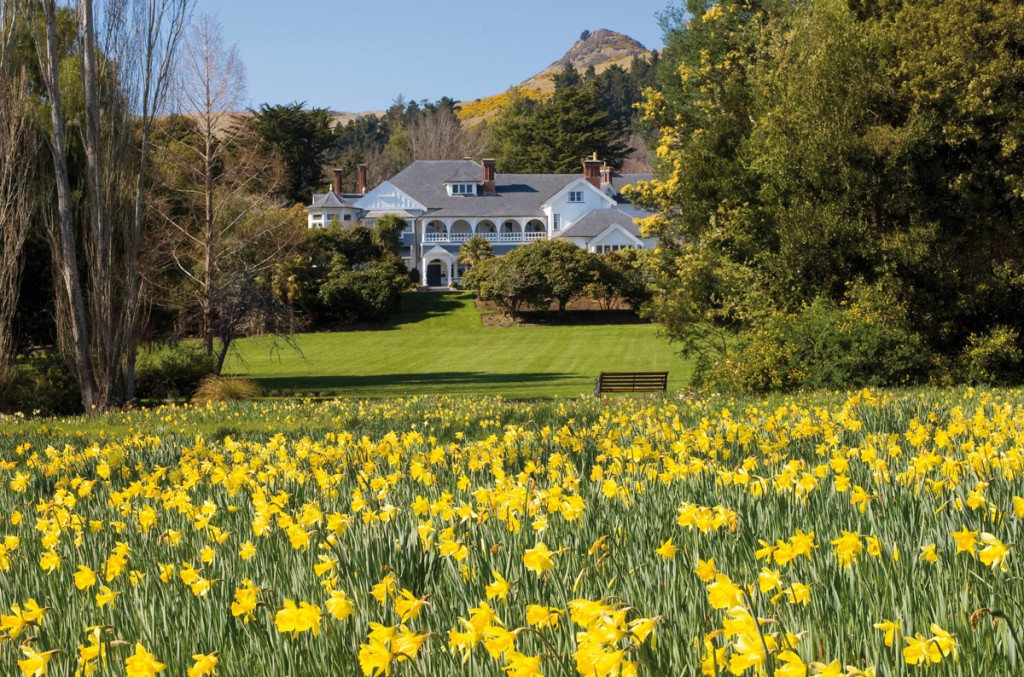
542, 179, 616, 235
307, 207, 360, 229
588, 225, 649, 253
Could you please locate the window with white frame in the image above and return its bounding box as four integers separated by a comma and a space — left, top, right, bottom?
449, 183, 476, 195
596, 244, 635, 254
568, 190, 584, 203
553, 214, 562, 231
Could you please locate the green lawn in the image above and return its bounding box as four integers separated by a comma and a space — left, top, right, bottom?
225, 292, 691, 397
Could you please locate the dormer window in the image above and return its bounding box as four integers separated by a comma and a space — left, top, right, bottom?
448, 183, 477, 196
568, 190, 584, 203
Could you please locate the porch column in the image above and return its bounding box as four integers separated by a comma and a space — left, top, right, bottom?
448, 259, 454, 285
421, 257, 427, 286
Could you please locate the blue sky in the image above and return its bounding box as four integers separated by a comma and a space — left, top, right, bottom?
197, 0, 673, 112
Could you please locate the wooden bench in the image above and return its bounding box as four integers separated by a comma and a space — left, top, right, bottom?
595, 371, 669, 396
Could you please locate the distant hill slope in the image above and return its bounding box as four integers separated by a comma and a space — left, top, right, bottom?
199, 30, 649, 134
180, 110, 385, 138
456, 29, 652, 126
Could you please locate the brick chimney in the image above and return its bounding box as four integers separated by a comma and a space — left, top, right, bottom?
583, 152, 602, 188
357, 164, 368, 195
482, 158, 496, 194
600, 165, 612, 188
331, 168, 343, 194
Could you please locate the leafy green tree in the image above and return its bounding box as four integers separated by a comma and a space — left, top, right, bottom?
372, 214, 406, 255
631, 0, 1024, 389
520, 239, 598, 311
586, 250, 652, 311
488, 89, 541, 172
464, 250, 547, 321
290, 224, 408, 326
552, 63, 583, 95
493, 82, 629, 173
591, 64, 641, 131
248, 102, 336, 204
318, 258, 408, 324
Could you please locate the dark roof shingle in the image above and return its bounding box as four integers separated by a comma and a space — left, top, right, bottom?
377, 161, 652, 219
308, 191, 358, 209
558, 208, 643, 238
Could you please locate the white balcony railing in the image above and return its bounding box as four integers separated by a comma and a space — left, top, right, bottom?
423, 231, 548, 244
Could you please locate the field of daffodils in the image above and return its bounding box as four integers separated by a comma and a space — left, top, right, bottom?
0, 389, 1021, 676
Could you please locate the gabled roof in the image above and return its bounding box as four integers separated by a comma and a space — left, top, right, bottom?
542, 176, 617, 209
355, 180, 428, 213
307, 190, 359, 209
443, 167, 481, 183
389, 161, 579, 218
358, 161, 653, 219
558, 208, 644, 238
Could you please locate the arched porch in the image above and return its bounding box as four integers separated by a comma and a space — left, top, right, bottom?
499, 219, 522, 243
450, 220, 472, 243
525, 219, 546, 241
421, 247, 456, 287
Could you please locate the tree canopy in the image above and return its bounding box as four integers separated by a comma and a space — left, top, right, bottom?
492, 67, 631, 173
248, 102, 337, 204
629, 0, 1024, 390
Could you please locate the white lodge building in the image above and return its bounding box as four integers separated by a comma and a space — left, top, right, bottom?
306, 156, 655, 287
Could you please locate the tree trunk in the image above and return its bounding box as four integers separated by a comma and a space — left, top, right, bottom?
78, 0, 117, 407
215, 336, 231, 375
0, 0, 33, 395
37, 0, 99, 411
203, 129, 215, 356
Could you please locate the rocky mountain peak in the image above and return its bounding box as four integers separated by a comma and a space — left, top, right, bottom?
552, 29, 649, 72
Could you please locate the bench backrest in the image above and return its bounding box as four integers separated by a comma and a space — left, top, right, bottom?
597, 371, 669, 393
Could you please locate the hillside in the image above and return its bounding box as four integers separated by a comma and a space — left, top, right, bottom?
202, 30, 649, 133
456, 29, 652, 125
180, 109, 384, 138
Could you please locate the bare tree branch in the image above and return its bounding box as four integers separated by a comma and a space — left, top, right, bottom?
33, 0, 192, 412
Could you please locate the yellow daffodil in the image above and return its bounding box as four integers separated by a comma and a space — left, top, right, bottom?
230, 581, 259, 622
525, 604, 563, 629
274, 600, 321, 637
95, 586, 118, 609
238, 541, 256, 560
873, 619, 899, 647
522, 543, 555, 575
950, 526, 978, 556
918, 544, 939, 564
187, 652, 218, 677
655, 538, 678, 560
694, 558, 717, 582
75, 565, 97, 591
485, 571, 512, 602
503, 650, 543, 677
124, 643, 165, 677
773, 649, 806, 677
326, 588, 354, 620
394, 589, 429, 622
978, 533, 1010, 571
